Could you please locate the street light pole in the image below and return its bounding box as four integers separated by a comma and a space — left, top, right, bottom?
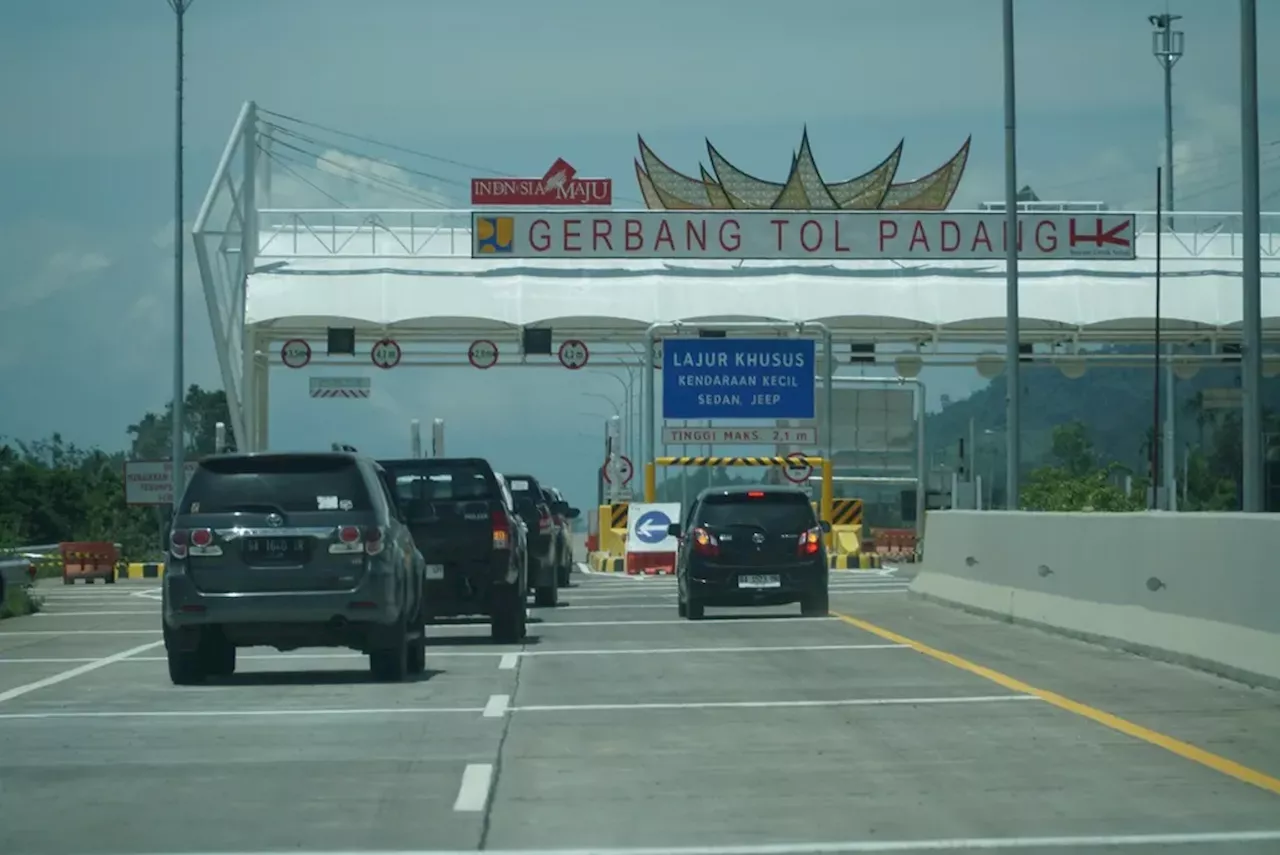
1150, 14, 1184, 224
1001, 0, 1021, 509
1240, 0, 1264, 511
168, 0, 195, 510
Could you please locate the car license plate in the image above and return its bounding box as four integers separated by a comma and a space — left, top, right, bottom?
738, 574, 781, 589
243, 537, 308, 562
425, 564, 445, 580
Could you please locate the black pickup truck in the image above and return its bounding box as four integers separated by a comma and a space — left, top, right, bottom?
379, 457, 528, 642
501, 473, 562, 607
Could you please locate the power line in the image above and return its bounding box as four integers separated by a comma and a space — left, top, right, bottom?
265, 122, 467, 189
260, 108, 515, 179
266, 135, 451, 208
258, 146, 349, 208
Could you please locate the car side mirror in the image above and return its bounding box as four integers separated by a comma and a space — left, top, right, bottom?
565, 507, 581, 519
667, 523, 682, 538
819, 520, 832, 533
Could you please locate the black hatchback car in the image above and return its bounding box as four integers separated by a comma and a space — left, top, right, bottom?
668, 485, 831, 620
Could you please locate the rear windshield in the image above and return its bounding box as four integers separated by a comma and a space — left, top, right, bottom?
383, 460, 496, 503
697, 493, 816, 533
182, 456, 372, 514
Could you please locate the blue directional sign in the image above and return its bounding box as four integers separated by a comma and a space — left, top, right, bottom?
634, 509, 673, 544
663, 338, 816, 420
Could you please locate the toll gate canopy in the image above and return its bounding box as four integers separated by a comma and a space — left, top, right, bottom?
194, 102, 1280, 451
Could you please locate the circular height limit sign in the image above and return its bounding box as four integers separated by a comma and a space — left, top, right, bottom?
370, 338, 402, 369
558, 339, 590, 370
783, 452, 813, 484
468, 339, 499, 370
281, 339, 312, 369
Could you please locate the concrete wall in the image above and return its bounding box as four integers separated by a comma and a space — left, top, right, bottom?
911, 511, 1280, 688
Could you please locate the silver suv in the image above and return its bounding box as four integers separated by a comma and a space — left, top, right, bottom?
162, 452, 427, 684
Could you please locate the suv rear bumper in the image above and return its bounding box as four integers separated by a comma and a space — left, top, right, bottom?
686, 559, 827, 606
163, 566, 405, 647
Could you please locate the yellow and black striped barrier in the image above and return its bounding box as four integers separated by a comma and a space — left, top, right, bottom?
829, 553, 881, 570
830, 499, 864, 526
610, 502, 630, 530
120, 563, 165, 579
656, 456, 823, 467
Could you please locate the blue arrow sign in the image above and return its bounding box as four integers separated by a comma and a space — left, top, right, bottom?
634, 509, 673, 544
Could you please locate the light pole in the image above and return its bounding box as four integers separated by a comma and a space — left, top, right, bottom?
1001, 0, 1021, 509
1240, 0, 1263, 511
168, 0, 195, 510
1150, 14, 1184, 227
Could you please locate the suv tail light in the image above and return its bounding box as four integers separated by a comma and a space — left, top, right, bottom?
691, 526, 719, 557
329, 525, 382, 555
538, 506, 553, 533
797, 526, 822, 557
171, 528, 222, 559
492, 509, 511, 550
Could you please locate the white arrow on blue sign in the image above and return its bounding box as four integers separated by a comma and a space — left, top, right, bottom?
634, 510, 672, 544
626, 502, 682, 554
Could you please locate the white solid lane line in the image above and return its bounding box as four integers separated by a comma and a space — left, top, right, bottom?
452, 763, 494, 812
498, 653, 519, 670
0, 640, 164, 705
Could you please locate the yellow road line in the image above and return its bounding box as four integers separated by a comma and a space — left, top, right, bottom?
831, 610, 1280, 798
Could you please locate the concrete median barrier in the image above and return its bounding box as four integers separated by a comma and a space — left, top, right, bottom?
911, 510, 1280, 689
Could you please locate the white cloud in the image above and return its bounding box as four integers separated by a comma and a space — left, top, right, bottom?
0, 243, 112, 313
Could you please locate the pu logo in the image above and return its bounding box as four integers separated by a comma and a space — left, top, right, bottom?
475, 216, 514, 254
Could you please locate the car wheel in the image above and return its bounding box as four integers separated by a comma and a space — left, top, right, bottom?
167, 646, 206, 685
686, 591, 705, 621
407, 598, 427, 675
490, 583, 526, 643
204, 637, 236, 678
801, 589, 830, 617
369, 615, 409, 682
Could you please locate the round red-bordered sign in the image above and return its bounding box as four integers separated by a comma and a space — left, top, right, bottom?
782, 452, 813, 484
468, 339, 499, 370
370, 338, 402, 370
558, 339, 590, 370
281, 338, 312, 369
601, 455, 634, 485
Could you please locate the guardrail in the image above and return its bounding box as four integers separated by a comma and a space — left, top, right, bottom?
910, 511, 1280, 689
0, 557, 37, 592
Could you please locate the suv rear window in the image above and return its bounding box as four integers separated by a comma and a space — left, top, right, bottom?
182, 455, 372, 514
381, 460, 496, 503
697, 492, 816, 533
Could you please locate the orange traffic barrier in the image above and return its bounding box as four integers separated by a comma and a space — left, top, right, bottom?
60, 541, 118, 585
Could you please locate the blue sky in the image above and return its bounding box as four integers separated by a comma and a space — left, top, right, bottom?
1, 0, 1278, 508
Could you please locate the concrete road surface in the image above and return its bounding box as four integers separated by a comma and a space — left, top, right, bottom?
2, 567, 1280, 854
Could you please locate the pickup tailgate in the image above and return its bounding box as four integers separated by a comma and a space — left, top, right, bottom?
403, 499, 495, 562
379, 459, 501, 566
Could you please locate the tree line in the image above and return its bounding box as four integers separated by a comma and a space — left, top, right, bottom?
0, 385, 234, 559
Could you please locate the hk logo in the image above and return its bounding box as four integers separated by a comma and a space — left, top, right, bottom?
1069, 218, 1132, 250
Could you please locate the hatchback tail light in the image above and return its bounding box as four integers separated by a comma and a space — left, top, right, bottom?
492, 509, 511, 550
797, 526, 823, 557
690, 526, 719, 557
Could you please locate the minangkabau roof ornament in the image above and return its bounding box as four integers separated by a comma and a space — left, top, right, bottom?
634, 127, 970, 211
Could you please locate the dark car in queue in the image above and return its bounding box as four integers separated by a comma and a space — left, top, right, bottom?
500, 473, 561, 607
163, 452, 428, 685
541, 485, 580, 587
669, 484, 831, 620
379, 457, 529, 643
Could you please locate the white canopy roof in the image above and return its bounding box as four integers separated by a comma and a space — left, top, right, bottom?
245, 228, 1280, 341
